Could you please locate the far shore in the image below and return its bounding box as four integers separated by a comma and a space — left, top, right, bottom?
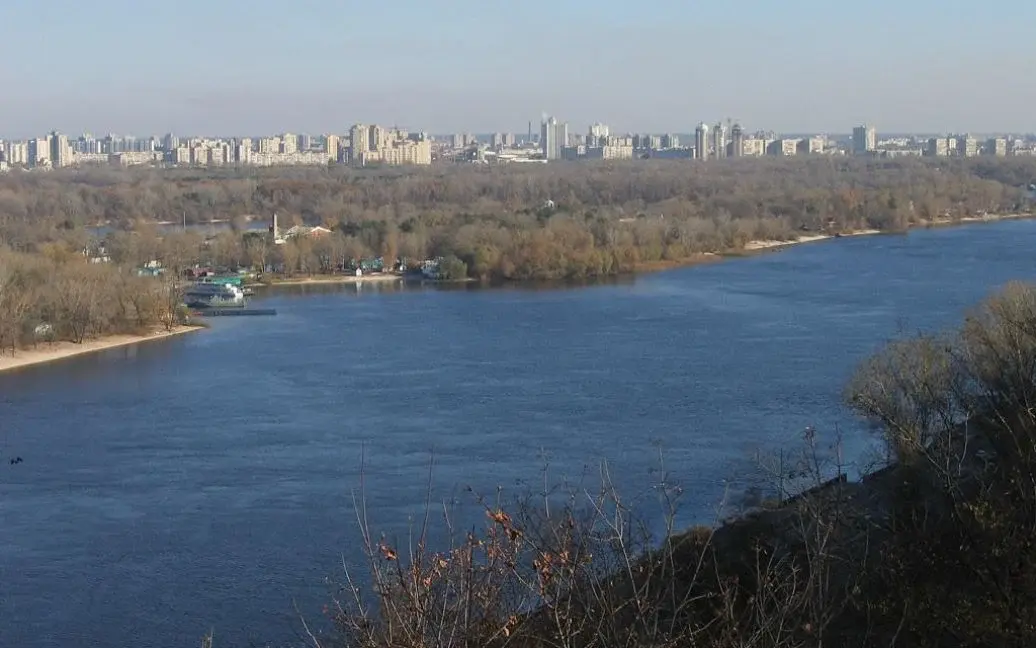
742, 228, 883, 251
140, 210, 1036, 285
152, 219, 230, 226
740, 212, 1033, 253
259, 273, 405, 286
0, 326, 203, 374
629, 212, 1034, 274
627, 230, 884, 274
255, 212, 1036, 282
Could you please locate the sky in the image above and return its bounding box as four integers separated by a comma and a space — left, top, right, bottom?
2, 0, 1034, 138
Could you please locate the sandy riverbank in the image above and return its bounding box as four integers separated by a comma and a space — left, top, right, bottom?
926, 212, 1031, 228
260, 273, 405, 286
627, 215, 1033, 274
0, 326, 203, 374
743, 229, 883, 251
741, 212, 1033, 252
627, 230, 882, 273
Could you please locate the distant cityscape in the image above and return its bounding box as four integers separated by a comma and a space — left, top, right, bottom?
1, 118, 1035, 172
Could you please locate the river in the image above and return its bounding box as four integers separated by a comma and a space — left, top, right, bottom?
3, 220, 1036, 647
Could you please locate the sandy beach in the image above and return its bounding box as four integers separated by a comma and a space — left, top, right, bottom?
0, 326, 203, 374
743, 229, 883, 251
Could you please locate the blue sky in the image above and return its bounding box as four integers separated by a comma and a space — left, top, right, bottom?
2, 0, 1033, 137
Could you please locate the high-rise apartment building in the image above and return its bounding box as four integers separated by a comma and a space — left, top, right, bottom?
75, 136, 101, 154
258, 137, 280, 154
986, 137, 1008, 157
190, 145, 209, 166
326, 135, 341, 162
799, 136, 826, 155
207, 147, 226, 166
350, 124, 370, 162
28, 137, 50, 167
280, 134, 298, 155
588, 122, 610, 147
730, 123, 744, 157
694, 122, 709, 160
369, 125, 391, 152
375, 138, 432, 165
50, 132, 72, 168
852, 125, 877, 155
926, 137, 950, 157
741, 137, 766, 157
541, 116, 567, 160
235, 143, 253, 165
956, 134, 979, 157
5, 141, 28, 165
767, 139, 800, 156
712, 122, 728, 159
347, 124, 429, 166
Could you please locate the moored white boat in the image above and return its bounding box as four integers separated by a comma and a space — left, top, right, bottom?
184, 282, 246, 308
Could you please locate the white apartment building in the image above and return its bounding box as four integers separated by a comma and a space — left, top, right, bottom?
740, 138, 767, 157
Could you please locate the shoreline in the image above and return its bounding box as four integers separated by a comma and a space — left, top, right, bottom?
0, 326, 203, 374
255, 213, 1036, 283
741, 228, 883, 252
625, 230, 884, 274
629, 212, 1034, 274
259, 273, 405, 286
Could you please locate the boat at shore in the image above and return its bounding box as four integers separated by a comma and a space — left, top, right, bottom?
183, 282, 246, 308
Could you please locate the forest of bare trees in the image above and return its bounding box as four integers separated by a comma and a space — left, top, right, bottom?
0, 247, 183, 356
2, 157, 1032, 230
0, 156, 1034, 309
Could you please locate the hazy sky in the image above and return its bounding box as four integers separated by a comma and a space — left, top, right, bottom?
2, 0, 1034, 137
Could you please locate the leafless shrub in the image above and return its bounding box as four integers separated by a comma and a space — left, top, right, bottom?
306, 454, 737, 648
301, 440, 889, 648
845, 334, 963, 464
844, 281, 1036, 645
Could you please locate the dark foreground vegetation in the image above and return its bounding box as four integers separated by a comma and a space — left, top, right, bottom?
2, 157, 1035, 283
289, 282, 1036, 648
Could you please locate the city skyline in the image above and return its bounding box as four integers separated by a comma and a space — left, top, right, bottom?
2, 122, 1034, 144
3, 121, 1033, 171
3, 0, 1035, 135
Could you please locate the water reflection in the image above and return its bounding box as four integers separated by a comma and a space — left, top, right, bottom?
257, 273, 639, 300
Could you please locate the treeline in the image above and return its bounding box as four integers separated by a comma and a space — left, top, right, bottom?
1, 157, 1034, 281
0, 248, 181, 354
307, 283, 1036, 648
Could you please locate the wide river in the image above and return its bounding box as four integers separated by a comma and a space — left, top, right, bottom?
3, 220, 1036, 647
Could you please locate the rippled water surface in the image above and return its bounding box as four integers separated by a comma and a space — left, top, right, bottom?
3, 221, 1036, 647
